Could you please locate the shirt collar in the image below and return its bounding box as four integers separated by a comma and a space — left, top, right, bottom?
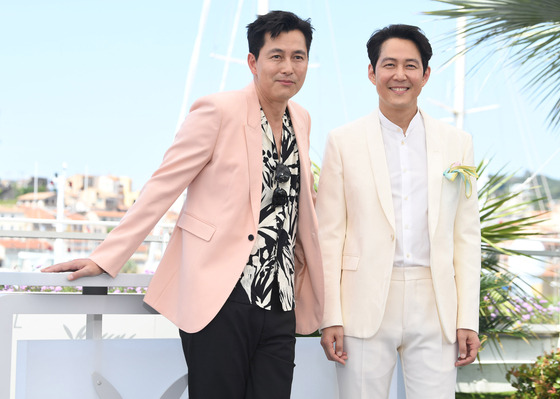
260, 108, 294, 142
378, 108, 423, 136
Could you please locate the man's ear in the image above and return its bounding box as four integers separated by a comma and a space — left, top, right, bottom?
422, 66, 431, 87
247, 53, 257, 75
368, 64, 376, 85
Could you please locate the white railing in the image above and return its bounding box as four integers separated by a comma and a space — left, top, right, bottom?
0, 217, 174, 270
0, 272, 159, 399
0, 221, 339, 399
0, 271, 343, 399
1, 223, 559, 397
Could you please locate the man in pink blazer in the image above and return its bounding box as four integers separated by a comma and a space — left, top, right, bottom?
317, 25, 481, 398
43, 11, 324, 399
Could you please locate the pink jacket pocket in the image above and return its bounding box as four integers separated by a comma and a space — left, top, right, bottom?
177, 213, 216, 241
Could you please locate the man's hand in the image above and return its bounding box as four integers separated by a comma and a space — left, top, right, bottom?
455, 328, 480, 367
41, 258, 104, 281
320, 325, 348, 365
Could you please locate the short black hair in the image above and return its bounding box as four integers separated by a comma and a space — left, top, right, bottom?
247, 10, 313, 60
367, 24, 432, 74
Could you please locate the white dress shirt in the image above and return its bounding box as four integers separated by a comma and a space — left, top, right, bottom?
379, 110, 430, 267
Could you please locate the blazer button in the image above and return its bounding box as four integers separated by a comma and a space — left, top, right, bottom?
248, 234, 255, 241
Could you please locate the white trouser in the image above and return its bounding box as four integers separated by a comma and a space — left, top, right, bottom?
336, 267, 457, 399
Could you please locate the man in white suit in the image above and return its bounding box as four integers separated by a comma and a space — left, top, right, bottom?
317, 25, 481, 398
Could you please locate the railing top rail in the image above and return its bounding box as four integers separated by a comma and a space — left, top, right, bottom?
509, 249, 560, 257
0, 230, 166, 242
0, 217, 176, 229
0, 271, 152, 287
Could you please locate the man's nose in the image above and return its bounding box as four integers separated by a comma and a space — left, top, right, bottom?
281, 60, 294, 74
393, 66, 406, 80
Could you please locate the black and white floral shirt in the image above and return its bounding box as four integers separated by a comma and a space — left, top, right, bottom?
236, 108, 300, 311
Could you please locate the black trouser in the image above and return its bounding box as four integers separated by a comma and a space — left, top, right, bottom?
179, 284, 296, 399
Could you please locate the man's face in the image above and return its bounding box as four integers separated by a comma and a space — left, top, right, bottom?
369, 38, 430, 117
248, 30, 308, 107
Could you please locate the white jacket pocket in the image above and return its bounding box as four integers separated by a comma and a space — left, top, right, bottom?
342, 255, 359, 271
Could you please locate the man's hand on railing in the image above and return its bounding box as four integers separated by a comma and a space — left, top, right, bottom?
41, 259, 104, 281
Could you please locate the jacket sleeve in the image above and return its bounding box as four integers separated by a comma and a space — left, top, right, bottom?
316, 131, 346, 329
454, 133, 482, 332
89, 97, 222, 277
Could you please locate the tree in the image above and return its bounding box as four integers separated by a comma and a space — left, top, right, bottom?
476, 161, 551, 345
425, 0, 560, 129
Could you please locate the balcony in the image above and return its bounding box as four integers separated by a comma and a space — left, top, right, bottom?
1, 218, 559, 398
0, 221, 344, 399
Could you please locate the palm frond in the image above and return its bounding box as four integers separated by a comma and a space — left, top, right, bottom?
476, 160, 553, 343
425, 0, 560, 129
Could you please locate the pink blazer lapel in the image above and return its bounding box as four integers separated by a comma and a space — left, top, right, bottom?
287, 101, 312, 204
243, 83, 264, 230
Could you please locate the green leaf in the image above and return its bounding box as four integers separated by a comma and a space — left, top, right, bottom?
425, 0, 560, 131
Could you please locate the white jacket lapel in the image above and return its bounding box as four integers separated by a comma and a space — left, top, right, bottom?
365, 111, 395, 232
422, 109, 443, 240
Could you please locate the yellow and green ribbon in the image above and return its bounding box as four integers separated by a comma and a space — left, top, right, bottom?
443, 163, 478, 198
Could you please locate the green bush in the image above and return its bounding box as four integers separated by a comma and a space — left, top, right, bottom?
506, 349, 560, 398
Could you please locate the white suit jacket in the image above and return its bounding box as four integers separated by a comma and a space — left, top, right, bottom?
316, 109, 480, 344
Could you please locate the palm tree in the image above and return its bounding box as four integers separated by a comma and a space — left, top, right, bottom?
476, 161, 551, 345
425, 0, 560, 129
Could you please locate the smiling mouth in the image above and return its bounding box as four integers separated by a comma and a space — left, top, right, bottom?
391, 87, 409, 92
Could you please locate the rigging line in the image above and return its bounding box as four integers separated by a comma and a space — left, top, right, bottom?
171, 0, 212, 210
324, 0, 348, 122
175, 0, 212, 133
219, 0, 245, 92
454, 17, 466, 130
518, 146, 560, 197
506, 67, 555, 209
473, 51, 509, 105
257, 0, 268, 16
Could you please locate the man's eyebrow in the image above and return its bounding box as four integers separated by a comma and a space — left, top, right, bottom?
267, 48, 285, 54
380, 57, 396, 63
380, 57, 420, 64
266, 48, 307, 56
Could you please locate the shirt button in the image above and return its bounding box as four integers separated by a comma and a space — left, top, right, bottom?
248, 234, 254, 241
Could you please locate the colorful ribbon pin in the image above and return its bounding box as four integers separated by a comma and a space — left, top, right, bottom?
443, 162, 478, 198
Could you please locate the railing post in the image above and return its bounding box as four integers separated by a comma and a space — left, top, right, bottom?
0, 294, 15, 399
83, 286, 108, 340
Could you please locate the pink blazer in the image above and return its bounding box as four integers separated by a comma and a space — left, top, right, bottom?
89, 83, 324, 334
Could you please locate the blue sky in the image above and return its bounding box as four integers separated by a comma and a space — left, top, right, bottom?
1, 0, 559, 190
